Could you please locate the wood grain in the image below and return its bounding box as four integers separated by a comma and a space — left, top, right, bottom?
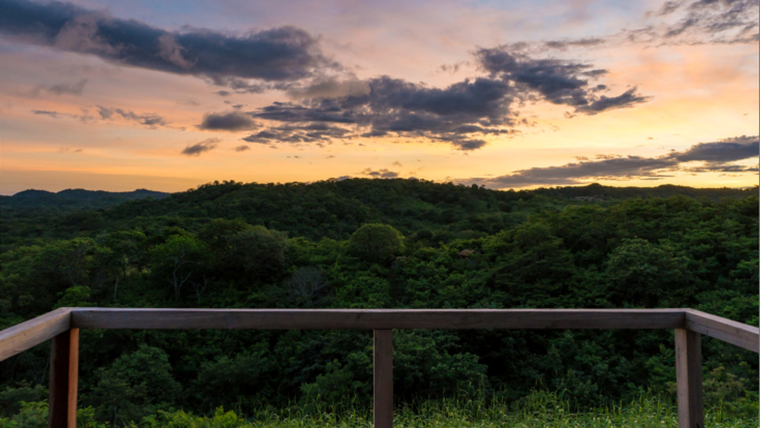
68, 329, 79, 428
675, 329, 704, 428
684, 309, 759, 353
0, 307, 72, 361
71, 308, 685, 330
48, 329, 78, 428
374, 330, 393, 428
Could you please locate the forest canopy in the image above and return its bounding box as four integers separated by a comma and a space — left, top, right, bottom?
0, 179, 757, 426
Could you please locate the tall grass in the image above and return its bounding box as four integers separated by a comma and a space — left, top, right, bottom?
3, 391, 757, 427
137, 391, 758, 428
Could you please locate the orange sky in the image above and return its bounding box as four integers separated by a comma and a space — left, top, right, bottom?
0, 0, 757, 194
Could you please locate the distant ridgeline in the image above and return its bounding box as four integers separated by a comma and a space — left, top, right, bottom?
0, 180, 756, 248
0, 188, 170, 209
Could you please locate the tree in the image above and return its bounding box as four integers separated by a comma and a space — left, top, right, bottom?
90, 345, 181, 426
347, 223, 404, 263
229, 225, 288, 279
150, 235, 207, 299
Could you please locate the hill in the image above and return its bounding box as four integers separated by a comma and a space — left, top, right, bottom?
0, 178, 757, 423
0, 188, 170, 209
1, 180, 755, 250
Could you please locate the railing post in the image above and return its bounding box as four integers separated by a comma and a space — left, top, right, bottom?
49, 328, 79, 428
373, 329, 393, 428
675, 328, 703, 428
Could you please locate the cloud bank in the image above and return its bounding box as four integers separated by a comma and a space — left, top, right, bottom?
0, 0, 338, 87
461, 135, 759, 188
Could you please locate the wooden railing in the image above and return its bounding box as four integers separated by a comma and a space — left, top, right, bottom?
1, 308, 758, 428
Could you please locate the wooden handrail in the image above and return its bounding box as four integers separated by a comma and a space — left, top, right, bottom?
70, 308, 686, 330
0, 308, 757, 428
0, 307, 72, 361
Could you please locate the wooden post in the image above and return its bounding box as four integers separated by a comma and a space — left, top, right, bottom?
49, 328, 79, 428
675, 328, 703, 428
373, 329, 393, 428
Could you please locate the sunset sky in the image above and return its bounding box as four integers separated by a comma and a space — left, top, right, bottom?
0, 0, 757, 195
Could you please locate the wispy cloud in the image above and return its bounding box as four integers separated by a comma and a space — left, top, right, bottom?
97, 105, 169, 128
31, 79, 87, 96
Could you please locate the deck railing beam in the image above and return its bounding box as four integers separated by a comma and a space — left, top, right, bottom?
48, 328, 79, 428
0, 308, 756, 428
374, 329, 393, 428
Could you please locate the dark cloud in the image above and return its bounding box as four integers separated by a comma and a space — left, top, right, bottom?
462, 135, 759, 188
32, 108, 94, 122
234, 145, 250, 152
544, 37, 605, 50
575, 87, 650, 114
31, 78, 87, 96
243, 123, 350, 145
474, 47, 648, 114
181, 138, 219, 156
215, 91, 231, 97
197, 111, 258, 131
241, 47, 644, 150
32, 109, 61, 117
246, 75, 520, 150
673, 135, 759, 162
0, 0, 338, 86
97, 105, 168, 127
361, 168, 399, 178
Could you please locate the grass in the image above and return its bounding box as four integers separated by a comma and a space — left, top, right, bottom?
3, 391, 758, 427
137, 391, 758, 428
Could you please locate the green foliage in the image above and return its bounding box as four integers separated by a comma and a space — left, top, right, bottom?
229, 226, 289, 278
0, 181, 757, 425
90, 345, 181, 426
347, 223, 404, 263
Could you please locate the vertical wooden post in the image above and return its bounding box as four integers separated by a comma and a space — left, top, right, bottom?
49, 328, 79, 428
374, 329, 393, 428
675, 328, 703, 428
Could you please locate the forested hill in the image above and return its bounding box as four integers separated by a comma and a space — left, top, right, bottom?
0, 188, 169, 209
1, 180, 755, 249
1, 179, 757, 424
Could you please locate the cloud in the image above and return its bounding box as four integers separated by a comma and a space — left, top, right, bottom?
198, 111, 259, 131
474, 47, 649, 114
286, 76, 371, 99
0, 0, 339, 86
242, 46, 645, 150
575, 87, 650, 114
234, 145, 250, 152
674, 135, 759, 163
461, 135, 759, 188
32, 109, 61, 117
544, 37, 605, 50
361, 168, 399, 178
648, 0, 759, 44
32, 108, 94, 122
248, 75, 520, 150
31, 78, 87, 96
181, 138, 219, 156
97, 105, 168, 128
243, 123, 350, 145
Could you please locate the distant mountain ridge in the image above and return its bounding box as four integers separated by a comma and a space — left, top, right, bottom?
1, 188, 170, 209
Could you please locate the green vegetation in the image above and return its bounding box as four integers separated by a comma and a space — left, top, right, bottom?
0, 179, 757, 426
2, 391, 758, 427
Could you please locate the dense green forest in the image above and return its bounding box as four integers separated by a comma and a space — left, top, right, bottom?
0, 179, 757, 426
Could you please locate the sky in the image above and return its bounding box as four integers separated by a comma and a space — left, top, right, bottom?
0, 0, 757, 195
